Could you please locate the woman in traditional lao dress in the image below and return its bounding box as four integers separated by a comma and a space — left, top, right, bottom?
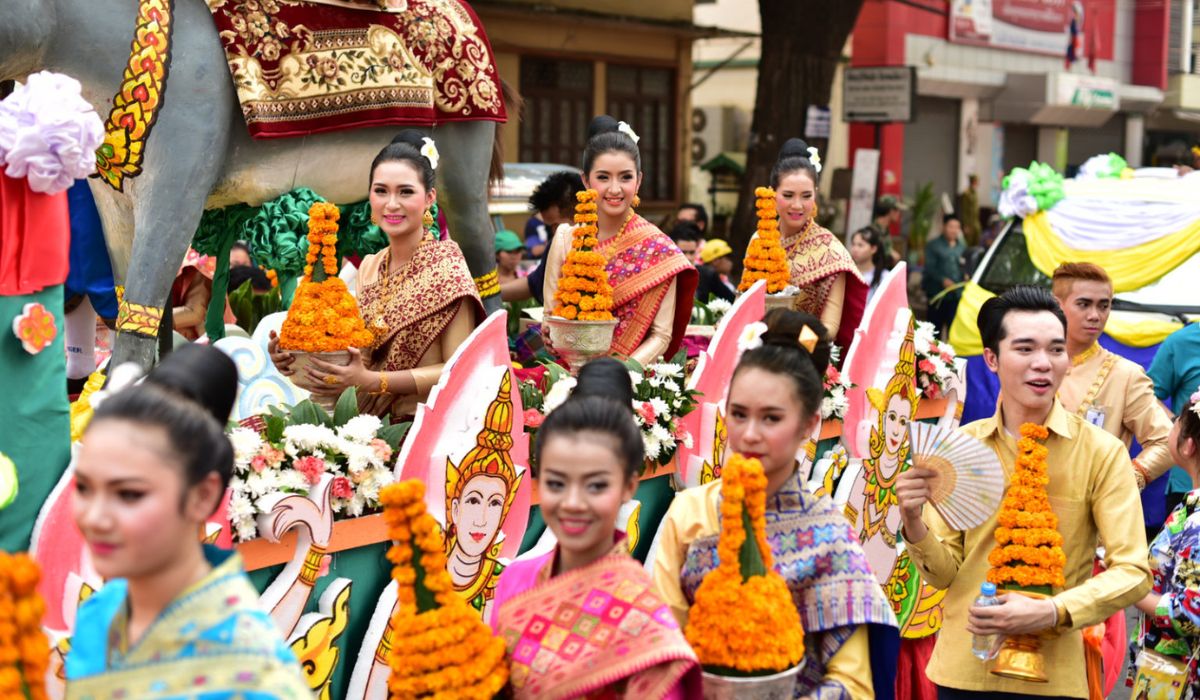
66, 345, 311, 698
652, 310, 898, 699
270, 130, 483, 418
491, 382, 701, 699
542, 116, 697, 365
771, 139, 867, 352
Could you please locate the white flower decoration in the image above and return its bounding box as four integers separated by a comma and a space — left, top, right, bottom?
420, 137, 439, 170
338, 414, 382, 445
738, 321, 768, 352
628, 371, 644, 389
617, 121, 640, 144
806, 146, 822, 173
543, 376, 577, 414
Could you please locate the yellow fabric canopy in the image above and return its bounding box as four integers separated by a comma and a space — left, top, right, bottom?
949, 281, 1183, 357
1023, 212, 1200, 293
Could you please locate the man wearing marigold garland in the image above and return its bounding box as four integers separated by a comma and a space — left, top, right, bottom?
897, 285, 1151, 698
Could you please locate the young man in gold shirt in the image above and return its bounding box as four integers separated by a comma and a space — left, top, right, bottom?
1051, 262, 1173, 489
896, 286, 1151, 698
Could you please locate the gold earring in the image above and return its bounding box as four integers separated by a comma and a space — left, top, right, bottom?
371, 214, 379, 226
632, 194, 641, 209
423, 210, 434, 228
811, 202, 819, 222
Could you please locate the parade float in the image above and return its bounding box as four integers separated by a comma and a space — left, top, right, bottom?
0, 10, 993, 699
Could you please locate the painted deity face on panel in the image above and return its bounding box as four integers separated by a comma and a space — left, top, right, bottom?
450, 473, 509, 559
883, 393, 913, 459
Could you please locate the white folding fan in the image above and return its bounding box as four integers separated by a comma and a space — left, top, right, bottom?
908, 422, 1005, 530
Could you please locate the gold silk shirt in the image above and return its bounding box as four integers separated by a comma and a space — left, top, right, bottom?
906, 400, 1151, 697
1057, 344, 1174, 485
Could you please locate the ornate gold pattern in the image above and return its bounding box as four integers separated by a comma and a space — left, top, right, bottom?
298, 544, 328, 585
95, 0, 173, 191
473, 268, 500, 298
115, 299, 164, 338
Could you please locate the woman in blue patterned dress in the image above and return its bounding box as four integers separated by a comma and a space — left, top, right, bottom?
65, 345, 311, 699
1131, 386, 1200, 692
651, 310, 898, 699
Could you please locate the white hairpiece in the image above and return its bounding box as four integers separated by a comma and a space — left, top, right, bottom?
617, 121, 640, 144
420, 137, 439, 170
807, 146, 822, 173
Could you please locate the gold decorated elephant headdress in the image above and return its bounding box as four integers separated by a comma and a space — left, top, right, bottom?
444, 370, 522, 552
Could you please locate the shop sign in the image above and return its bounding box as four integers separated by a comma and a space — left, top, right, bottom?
950, 0, 1076, 56
1053, 73, 1117, 110
843, 67, 916, 123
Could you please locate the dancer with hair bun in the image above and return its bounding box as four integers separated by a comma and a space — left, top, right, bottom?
270, 130, 484, 418
770, 138, 868, 352
542, 115, 697, 365
652, 309, 897, 698
66, 345, 311, 698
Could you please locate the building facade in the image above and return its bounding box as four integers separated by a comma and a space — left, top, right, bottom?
848, 0, 1177, 209
475, 0, 714, 215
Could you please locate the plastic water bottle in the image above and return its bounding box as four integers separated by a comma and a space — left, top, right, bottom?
971, 582, 1000, 660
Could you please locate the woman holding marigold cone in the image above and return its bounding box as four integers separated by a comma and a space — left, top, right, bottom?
766, 138, 867, 353
541, 116, 697, 366
651, 309, 898, 699
268, 130, 483, 419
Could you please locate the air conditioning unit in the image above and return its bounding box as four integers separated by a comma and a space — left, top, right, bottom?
690, 106, 741, 165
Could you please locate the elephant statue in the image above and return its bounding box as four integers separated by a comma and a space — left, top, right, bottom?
0, 0, 510, 371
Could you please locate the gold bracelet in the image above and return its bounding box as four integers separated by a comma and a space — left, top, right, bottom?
378, 371, 389, 395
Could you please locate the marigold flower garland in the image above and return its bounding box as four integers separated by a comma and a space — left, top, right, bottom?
550, 190, 614, 321
986, 423, 1066, 591
0, 552, 49, 700
684, 454, 805, 675
737, 187, 790, 293
381, 480, 508, 699
279, 202, 375, 353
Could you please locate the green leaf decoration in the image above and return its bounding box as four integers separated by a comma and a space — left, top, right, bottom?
333, 387, 360, 427
737, 504, 767, 582
378, 422, 412, 450
265, 414, 285, 443
289, 399, 331, 428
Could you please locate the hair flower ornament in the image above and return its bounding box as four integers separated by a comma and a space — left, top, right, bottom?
737, 321, 768, 352
806, 146, 822, 173
420, 137, 440, 170
617, 121, 640, 144
1190, 386, 1200, 416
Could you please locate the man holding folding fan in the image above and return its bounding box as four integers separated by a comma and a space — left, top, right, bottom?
896, 285, 1151, 699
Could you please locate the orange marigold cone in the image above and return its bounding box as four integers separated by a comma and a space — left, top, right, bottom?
684, 454, 805, 675
738, 187, 790, 294
279, 202, 375, 352
551, 190, 615, 322
0, 552, 49, 700
381, 480, 509, 699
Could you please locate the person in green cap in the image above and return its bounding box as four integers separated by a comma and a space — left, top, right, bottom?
495, 229, 526, 285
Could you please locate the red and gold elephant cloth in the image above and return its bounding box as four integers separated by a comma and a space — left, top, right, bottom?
206, 0, 507, 139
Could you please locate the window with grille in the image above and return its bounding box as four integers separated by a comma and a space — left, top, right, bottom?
519, 57, 594, 168
606, 64, 677, 201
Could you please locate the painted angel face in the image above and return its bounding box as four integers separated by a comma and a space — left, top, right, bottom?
450, 473, 508, 558
883, 393, 913, 458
